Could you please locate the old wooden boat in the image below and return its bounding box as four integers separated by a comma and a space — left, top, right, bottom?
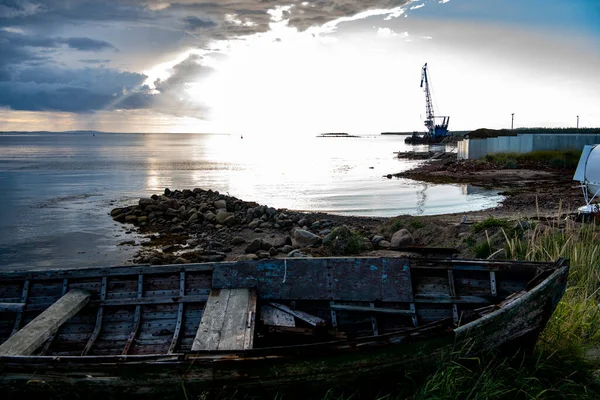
0, 257, 568, 397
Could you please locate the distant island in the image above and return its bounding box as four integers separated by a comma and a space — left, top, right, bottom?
317, 132, 359, 138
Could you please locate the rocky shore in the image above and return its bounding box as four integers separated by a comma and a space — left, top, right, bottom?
110, 155, 584, 266
110, 187, 421, 265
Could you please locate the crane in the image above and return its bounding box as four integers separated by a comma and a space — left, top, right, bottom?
420, 63, 449, 139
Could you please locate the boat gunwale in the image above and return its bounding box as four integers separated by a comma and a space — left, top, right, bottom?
0, 257, 556, 281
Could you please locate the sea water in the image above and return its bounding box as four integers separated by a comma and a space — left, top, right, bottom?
0, 132, 503, 268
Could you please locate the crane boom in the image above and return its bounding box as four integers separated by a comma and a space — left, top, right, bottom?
420, 63, 449, 139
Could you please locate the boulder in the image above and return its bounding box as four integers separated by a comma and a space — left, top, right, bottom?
204, 212, 216, 222
390, 229, 414, 249
139, 198, 155, 207
215, 210, 234, 224
232, 236, 246, 245
173, 257, 189, 264
110, 208, 124, 217
287, 249, 312, 258
214, 199, 227, 210
371, 235, 385, 246
245, 238, 263, 254
261, 241, 273, 251
223, 216, 236, 227
268, 247, 278, 256
280, 245, 294, 254
292, 229, 321, 248
124, 215, 137, 223
379, 240, 392, 249
256, 250, 271, 259
236, 254, 259, 261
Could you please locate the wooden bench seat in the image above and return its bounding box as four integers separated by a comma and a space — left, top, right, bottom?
0, 289, 91, 356
192, 288, 257, 351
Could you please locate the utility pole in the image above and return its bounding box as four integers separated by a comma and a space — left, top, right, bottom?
577, 115, 579, 129
511, 113, 514, 130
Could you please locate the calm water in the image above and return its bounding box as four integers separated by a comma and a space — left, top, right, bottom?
0, 132, 502, 268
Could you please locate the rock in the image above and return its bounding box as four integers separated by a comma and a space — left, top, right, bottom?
297, 218, 308, 226
268, 247, 278, 256
292, 229, 321, 248
515, 220, 532, 230
223, 216, 236, 226
173, 257, 188, 264
118, 240, 136, 246
319, 229, 331, 236
236, 254, 259, 261
214, 199, 227, 210
280, 245, 294, 254
372, 235, 385, 246
273, 236, 291, 248
287, 249, 312, 258
254, 228, 264, 233
188, 212, 200, 223
162, 245, 176, 253
110, 208, 124, 217
164, 188, 171, 196
139, 198, 156, 207
391, 229, 414, 249
138, 216, 148, 224
245, 238, 263, 253
205, 212, 216, 222
215, 211, 234, 224
266, 207, 277, 218
256, 250, 271, 259
261, 241, 273, 251
248, 219, 261, 229
232, 236, 246, 245
170, 225, 184, 233
379, 240, 392, 249
124, 215, 137, 223
186, 238, 199, 246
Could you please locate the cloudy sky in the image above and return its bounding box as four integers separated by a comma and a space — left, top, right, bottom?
0, 0, 599, 135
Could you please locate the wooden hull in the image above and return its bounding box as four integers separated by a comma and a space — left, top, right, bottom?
0, 258, 569, 397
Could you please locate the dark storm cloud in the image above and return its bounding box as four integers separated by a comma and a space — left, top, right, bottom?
182, 16, 216, 30
0, 0, 412, 114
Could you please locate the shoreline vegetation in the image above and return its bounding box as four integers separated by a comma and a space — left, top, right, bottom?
110, 149, 600, 399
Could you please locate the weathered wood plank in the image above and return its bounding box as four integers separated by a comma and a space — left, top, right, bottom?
261, 305, 295, 327
218, 289, 252, 350
122, 275, 143, 355
330, 304, 415, 316
0, 264, 214, 281
168, 272, 186, 354
192, 288, 256, 351
0, 289, 91, 356
11, 280, 29, 336
192, 289, 230, 351
269, 302, 326, 327
40, 278, 68, 355
81, 277, 107, 356
0, 303, 26, 313
413, 294, 496, 304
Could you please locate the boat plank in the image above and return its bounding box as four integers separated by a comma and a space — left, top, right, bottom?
192, 289, 256, 351
330, 304, 415, 316
0, 303, 26, 313
192, 289, 230, 351
261, 305, 295, 327
219, 289, 255, 351
269, 302, 325, 327
0, 289, 91, 356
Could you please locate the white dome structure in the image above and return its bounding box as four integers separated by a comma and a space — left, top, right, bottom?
573, 144, 600, 213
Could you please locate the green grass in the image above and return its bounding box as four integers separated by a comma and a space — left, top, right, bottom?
473, 217, 511, 233
483, 149, 582, 170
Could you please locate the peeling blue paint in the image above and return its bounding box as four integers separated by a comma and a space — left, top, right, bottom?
382, 274, 388, 280
370, 265, 378, 271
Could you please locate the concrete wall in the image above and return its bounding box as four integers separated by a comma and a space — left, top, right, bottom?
458, 133, 600, 160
